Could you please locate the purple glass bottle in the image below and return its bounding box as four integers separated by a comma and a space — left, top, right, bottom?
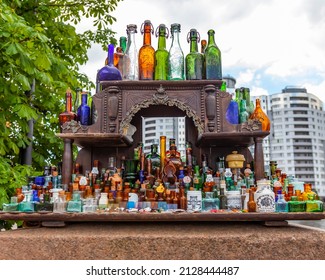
97, 44, 122, 86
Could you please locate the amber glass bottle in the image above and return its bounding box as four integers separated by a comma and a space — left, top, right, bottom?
249, 98, 271, 131
59, 88, 77, 131
139, 20, 155, 80
247, 189, 256, 212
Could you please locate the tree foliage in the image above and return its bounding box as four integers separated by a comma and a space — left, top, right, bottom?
0, 0, 122, 211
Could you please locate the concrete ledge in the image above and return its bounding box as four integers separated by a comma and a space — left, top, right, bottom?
1, 222, 325, 260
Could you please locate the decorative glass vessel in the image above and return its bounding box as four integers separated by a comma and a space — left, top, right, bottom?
97, 44, 122, 82
124, 24, 139, 80
160, 136, 166, 174
226, 100, 239, 124
249, 98, 271, 131
202, 192, 219, 211
254, 179, 275, 212
168, 23, 185, 80
77, 91, 91, 125
59, 88, 77, 131
154, 24, 169, 80
275, 190, 288, 212
204, 29, 222, 80
185, 29, 204, 80
288, 196, 306, 212
139, 20, 155, 80
193, 165, 202, 191
83, 198, 97, 212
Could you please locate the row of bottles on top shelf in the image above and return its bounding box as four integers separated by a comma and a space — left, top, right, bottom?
58, 86, 271, 131
2, 137, 322, 213
96, 21, 222, 87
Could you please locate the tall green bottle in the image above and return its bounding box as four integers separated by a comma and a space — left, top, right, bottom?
154, 24, 169, 80
120, 36, 127, 53
185, 29, 204, 80
204, 29, 222, 80
168, 23, 184, 80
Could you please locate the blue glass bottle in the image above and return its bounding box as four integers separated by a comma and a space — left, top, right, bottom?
77, 92, 91, 125
97, 44, 122, 87
226, 100, 239, 124
275, 190, 288, 212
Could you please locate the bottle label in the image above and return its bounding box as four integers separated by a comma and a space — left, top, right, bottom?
256, 194, 275, 212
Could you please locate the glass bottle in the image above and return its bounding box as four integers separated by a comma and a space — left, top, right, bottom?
97, 44, 122, 84
219, 181, 227, 209
225, 100, 239, 124
2, 196, 19, 212
288, 196, 306, 212
168, 23, 185, 80
120, 36, 127, 53
243, 87, 254, 114
204, 29, 222, 80
124, 24, 139, 80
146, 143, 161, 174
306, 194, 323, 212
254, 179, 275, 212
193, 165, 202, 191
160, 136, 166, 175
185, 29, 204, 80
139, 20, 155, 80
53, 191, 67, 213
302, 183, 316, 201
166, 138, 182, 175
154, 24, 169, 80
59, 88, 77, 131
202, 192, 219, 211
66, 192, 82, 212
247, 189, 256, 212
275, 190, 288, 212
113, 47, 125, 77
201, 39, 207, 54
98, 192, 108, 210
249, 98, 270, 131
77, 91, 91, 125
239, 99, 249, 123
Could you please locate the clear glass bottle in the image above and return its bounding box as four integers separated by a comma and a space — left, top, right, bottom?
254, 179, 275, 212
154, 24, 169, 80
168, 23, 185, 80
2, 196, 19, 212
204, 29, 222, 80
77, 91, 91, 125
124, 24, 139, 80
97, 43, 122, 91
185, 29, 204, 80
202, 192, 219, 211
139, 20, 155, 80
249, 98, 271, 131
275, 190, 288, 212
59, 88, 77, 131
98, 192, 108, 210
53, 190, 67, 213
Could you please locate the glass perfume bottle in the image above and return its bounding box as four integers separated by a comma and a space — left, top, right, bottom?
204, 29, 222, 80
168, 23, 185, 80
154, 24, 169, 80
97, 44, 122, 83
185, 29, 204, 80
139, 20, 155, 80
124, 24, 139, 80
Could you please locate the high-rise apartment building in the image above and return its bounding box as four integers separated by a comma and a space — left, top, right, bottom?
268, 86, 325, 196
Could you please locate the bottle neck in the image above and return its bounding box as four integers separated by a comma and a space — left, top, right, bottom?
158, 34, 166, 50
143, 27, 152, 45
120, 37, 127, 53
66, 92, 73, 112
81, 93, 88, 105
190, 38, 198, 53
208, 33, 216, 46
107, 44, 114, 66
171, 30, 180, 46
127, 31, 136, 51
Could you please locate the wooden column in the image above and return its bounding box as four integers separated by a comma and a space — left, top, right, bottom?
62, 138, 73, 187
254, 137, 265, 181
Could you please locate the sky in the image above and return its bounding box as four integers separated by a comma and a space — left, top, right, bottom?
79, 0, 325, 103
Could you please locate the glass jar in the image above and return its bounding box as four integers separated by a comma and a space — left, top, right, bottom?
226, 190, 241, 210
254, 179, 275, 212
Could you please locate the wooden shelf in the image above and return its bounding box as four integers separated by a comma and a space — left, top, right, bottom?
0, 211, 324, 223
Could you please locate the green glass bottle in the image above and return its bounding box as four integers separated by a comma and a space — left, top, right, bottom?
146, 143, 161, 174
239, 99, 249, 123
120, 36, 127, 53
168, 23, 185, 80
288, 196, 306, 212
154, 24, 169, 80
185, 29, 204, 80
204, 29, 222, 80
193, 165, 202, 190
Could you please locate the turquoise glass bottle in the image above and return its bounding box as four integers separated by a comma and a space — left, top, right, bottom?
67, 192, 82, 212
204, 29, 222, 80
154, 24, 169, 80
275, 190, 288, 212
168, 23, 185, 80
185, 29, 204, 80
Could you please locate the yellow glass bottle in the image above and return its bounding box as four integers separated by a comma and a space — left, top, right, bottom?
160, 136, 166, 175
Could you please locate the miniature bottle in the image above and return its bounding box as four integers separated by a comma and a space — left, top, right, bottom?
66, 192, 82, 212
249, 98, 270, 131
275, 190, 288, 212
18, 191, 34, 212
302, 183, 316, 201
139, 20, 155, 80
254, 179, 275, 212
2, 196, 19, 212
35, 192, 53, 212
168, 23, 185, 80
97, 44, 122, 83
201, 39, 207, 54
204, 29, 222, 80
154, 24, 169, 80
288, 196, 306, 212
247, 189, 256, 212
185, 29, 204, 80
98, 192, 108, 210
53, 191, 67, 213
124, 24, 139, 80
59, 88, 77, 131
77, 91, 91, 125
